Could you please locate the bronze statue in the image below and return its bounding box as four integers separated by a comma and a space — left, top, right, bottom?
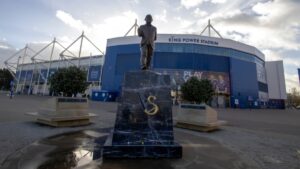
138, 14, 157, 70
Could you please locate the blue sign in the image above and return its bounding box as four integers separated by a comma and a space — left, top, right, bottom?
298, 68, 300, 85
88, 65, 101, 82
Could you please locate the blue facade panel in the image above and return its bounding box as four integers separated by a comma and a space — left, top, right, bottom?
102, 45, 230, 91
230, 58, 259, 108
153, 52, 229, 72
153, 52, 194, 69
101, 44, 140, 91
102, 43, 260, 109
19, 70, 27, 83
25, 70, 33, 82
115, 53, 140, 75
39, 69, 48, 83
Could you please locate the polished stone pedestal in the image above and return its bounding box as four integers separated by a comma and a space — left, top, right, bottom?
103, 71, 182, 158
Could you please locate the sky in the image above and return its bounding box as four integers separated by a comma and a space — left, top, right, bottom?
0, 0, 299, 91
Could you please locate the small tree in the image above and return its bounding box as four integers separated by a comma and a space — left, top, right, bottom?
181, 77, 214, 104
49, 66, 87, 97
0, 68, 14, 90
287, 88, 300, 107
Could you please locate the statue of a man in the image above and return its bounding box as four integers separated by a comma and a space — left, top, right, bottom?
138, 14, 157, 70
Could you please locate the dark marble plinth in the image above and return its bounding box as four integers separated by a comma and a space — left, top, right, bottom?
103, 71, 182, 158
103, 133, 182, 158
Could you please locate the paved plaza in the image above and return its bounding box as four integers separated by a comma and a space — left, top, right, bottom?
0, 93, 300, 169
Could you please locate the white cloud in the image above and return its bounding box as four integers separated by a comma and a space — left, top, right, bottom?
0, 45, 10, 49
56, 10, 139, 54
154, 9, 167, 23
252, 1, 272, 16
247, 0, 299, 50
181, 0, 205, 9
251, 0, 297, 27
56, 10, 90, 32
0, 42, 17, 68
90, 11, 138, 50
284, 58, 300, 67
263, 49, 283, 61
29, 40, 52, 45
263, 49, 300, 68
285, 73, 300, 91
211, 0, 226, 4
262, 49, 300, 91
131, 0, 139, 3
55, 9, 139, 54
57, 36, 73, 45
0, 42, 15, 50
181, 0, 227, 9
173, 17, 195, 33
193, 8, 208, 17
198, 1, 300, 51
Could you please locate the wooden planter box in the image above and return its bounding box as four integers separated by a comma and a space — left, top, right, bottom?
175, 103, 226, 132
26, 97, 97, 127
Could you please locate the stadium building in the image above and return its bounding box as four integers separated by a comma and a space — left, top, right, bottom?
16, 56, 102, 95
11, 23, 287, 109
101, 33, 287, 108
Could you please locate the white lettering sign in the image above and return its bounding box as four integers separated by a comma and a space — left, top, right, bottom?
168, 36, 219, 46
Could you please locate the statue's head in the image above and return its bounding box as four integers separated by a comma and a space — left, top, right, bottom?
145, 14, 153, 23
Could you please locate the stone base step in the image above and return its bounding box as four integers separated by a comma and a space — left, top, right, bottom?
175, 121, 226, 132
25, 112, 97, 127
36, 118, 91, 127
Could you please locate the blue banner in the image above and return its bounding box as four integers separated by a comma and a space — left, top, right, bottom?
298, 68, 300, 83
88, 65, 101, 82
155, 69, 230, 94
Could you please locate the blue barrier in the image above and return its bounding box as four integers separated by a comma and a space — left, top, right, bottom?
91, 90, 118, 102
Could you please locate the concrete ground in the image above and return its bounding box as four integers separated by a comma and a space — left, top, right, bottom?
0, 93, 300, 169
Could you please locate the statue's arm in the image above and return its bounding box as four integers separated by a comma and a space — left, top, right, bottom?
138, 26, 143, 37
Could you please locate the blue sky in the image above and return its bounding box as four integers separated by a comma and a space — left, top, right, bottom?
0, 0, 299, 91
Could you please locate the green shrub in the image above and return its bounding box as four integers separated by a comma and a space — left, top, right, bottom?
49, 66, 87, 97
181, 77, 214, 104
0, 68, 14, 90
